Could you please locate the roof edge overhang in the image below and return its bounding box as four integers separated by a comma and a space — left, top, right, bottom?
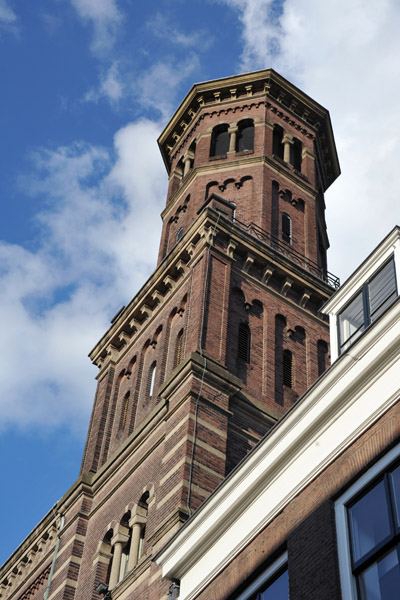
157, 68, 340, 189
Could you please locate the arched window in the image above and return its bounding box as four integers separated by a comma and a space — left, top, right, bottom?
282, 213, 292, 244
273, 125, 284, 160
317, 340, 329, 376
210, 124, 229, 157
119, 391, 130, 430
174, 329, 184, 368
136, 492, 149, 564
238, 323, 250, 362
175, 227, 184, 243
283, 350, 293, 388
148, 362, 156, 397
236, 119, 254, 152
176, 157, 184, 178
290, 138, 302, 171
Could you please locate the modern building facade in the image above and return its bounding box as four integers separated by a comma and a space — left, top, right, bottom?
2, 69, 396, 600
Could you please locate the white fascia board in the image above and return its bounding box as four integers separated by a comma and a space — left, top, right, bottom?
156, 301, 400, 600
322, 227, 400, 316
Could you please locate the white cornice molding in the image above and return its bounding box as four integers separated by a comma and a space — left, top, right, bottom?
156, 299, 400, 600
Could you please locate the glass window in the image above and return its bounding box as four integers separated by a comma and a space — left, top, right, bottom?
358, 548, 400, 600
258, 568, 289, 599
338, 257, 397, 354
343, 459, 400, 599
368, 259, 397, 323
390, 465, 400, 529
339, 291, 365, 352
348, 479, 392, 564
237, 120, 254, 152
210, 125, 229, 157
235, 554, 288, 600
273, 125, 284, 160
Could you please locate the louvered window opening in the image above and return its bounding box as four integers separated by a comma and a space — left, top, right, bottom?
283, 350, 293, 388
121, 393, 130, 429
238, 324, 250, 362
175, 331, 184, 367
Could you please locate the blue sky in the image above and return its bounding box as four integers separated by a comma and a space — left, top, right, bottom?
1, 0, 400, 565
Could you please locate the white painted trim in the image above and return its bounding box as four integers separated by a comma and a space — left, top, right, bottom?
157, 297, 400, 600
335, 442, 400, 600
323, 227, 400, 316
235, 552, 287, 600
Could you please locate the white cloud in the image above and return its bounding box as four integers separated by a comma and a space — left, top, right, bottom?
136, 55, 201, 121
221, 0, 400, 280
69, 0, 122, 55
147, 12, 213, 50
0, 120, 167, 433
0, 0, 17, 32
84, 62, 124, 104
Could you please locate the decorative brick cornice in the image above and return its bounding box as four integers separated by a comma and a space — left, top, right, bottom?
158, 68, 340, 190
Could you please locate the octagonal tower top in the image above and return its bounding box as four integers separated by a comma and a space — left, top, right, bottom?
158, 68, 340, 192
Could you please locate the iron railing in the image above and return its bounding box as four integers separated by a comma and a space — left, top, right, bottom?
234, 219, 340, 289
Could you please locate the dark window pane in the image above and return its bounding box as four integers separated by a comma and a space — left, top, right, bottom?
349, 480, 391, 563
368, 259, 397, 322
260, 569, 289, 599
390, 465, 400, 529
210, 126, 229, 156
339, 291, 365, 351
238, 324, 250, 362
283, 350, 293, 388
359, 547, 400, 600
237, 121, 254, 152
273, 127, 284, 159
282, 214, 291, 243
290, 139, 302, 171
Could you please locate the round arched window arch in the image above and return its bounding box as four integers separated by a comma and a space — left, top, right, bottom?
282, 213, 292, 244
236, 119, 254, 153
210, 124, 229, 157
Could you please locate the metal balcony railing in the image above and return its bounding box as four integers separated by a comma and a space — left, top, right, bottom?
234, 219, 340, 289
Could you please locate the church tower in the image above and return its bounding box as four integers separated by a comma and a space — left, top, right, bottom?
0, 70, 340, 600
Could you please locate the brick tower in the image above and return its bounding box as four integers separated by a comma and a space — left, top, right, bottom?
0, 70, 340, 600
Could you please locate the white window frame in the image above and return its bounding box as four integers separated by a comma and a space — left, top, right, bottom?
335, 442, 400, 600
235, 551, 288, 600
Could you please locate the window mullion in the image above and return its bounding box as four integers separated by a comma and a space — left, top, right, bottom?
362, 284, 370, 329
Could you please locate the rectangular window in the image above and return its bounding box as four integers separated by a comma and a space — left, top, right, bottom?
338, 257, 397, 354
235, 553, 289, 600
336, 444, 400, 600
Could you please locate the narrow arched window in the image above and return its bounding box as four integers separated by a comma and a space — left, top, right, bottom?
317, 340, 329, 376
176, 227, 184, 243
119, 391, 130, 430
148, 362, 156, 396
273, 125, 284, 159
137, 492, 149, 561
282, 213, 292, 244
236, 119, 254, 152
290, 138, 302, 171
176, 157, 184, 178
283, 350, 293, 388
210, 124, 229, 157
174, 329, 184, 368
238, 323, 250, 362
